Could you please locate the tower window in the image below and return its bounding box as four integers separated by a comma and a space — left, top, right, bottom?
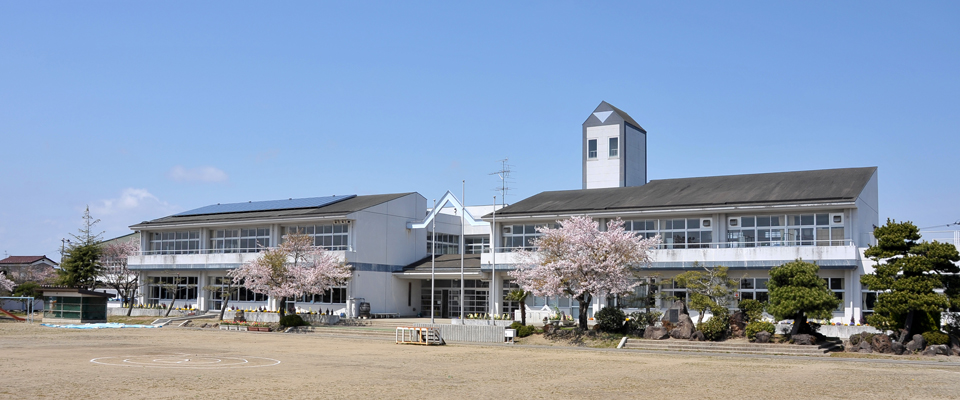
609, 137, 619, 157
588, 139, 597, 159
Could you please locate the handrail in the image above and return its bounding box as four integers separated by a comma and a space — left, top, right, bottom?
484, 239, 856, 253
135, 246, 353, 256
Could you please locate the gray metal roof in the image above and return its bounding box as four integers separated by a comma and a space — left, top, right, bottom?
173, 195, 356, 217
487, 167, 877, 217
132, 193, 415, 228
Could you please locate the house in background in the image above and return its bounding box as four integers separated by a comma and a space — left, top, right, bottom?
0, 255, 58, 310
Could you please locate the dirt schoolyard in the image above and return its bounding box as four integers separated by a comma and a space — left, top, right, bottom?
1, 323, 958, 399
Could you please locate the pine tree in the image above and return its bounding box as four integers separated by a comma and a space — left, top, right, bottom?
56, 206, 105, 288
767, 259, 841, 336
860, 219, 960, 342
57, 243, 102, 288
673, 263, 738, 325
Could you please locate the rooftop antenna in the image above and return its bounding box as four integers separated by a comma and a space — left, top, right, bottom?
489, 158, 514, 207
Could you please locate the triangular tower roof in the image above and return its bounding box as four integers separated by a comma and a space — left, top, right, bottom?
585, 101, 645, 132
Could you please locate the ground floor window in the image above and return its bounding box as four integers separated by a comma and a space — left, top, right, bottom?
618, 278, 658, 309
420, 279, 489, 318
737, 278, 769, 303
148, 276, 198, 303
208, 277, 268, 310
824, 277, 844, 311
661, 280, 691, 304
299, 287, 347, 304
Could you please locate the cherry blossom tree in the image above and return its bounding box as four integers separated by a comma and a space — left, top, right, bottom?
100, 239, 142, 316
0, 272, 14, 293
510, 216, 659, 330
228, 233, 352, 317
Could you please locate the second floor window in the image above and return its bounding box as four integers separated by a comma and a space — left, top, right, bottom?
609, 137, 619, 157
150, 231, 200, 254
211, 228, 270, 253
588, 139, 597, 159
284, 224, 350, 250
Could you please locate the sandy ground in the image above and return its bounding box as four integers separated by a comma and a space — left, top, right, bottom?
1, 323, 959, 399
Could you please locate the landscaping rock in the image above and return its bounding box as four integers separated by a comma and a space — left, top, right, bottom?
690, 331, 705, 341
670, 314, 695, 340
857, 340, 873, 353
891, 341, 905, 355
922, 345, 939, 356
234, 310, 246, 323
848, 333, 862, 347
950, 335, 960, 356
906, 334, 926, 353
729, 311, 747, 338
755, 331, 772, 343
872, 334, 893, 354
792, 334, 816, 346
643, 326, 669, 340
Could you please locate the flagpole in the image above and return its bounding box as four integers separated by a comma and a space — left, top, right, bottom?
491, 195, 496, 324
460, 180, 465, 324
431, 199, 436, 324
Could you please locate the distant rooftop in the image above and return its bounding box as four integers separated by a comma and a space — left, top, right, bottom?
0, 255, 58, 266
173, 195, 357, 217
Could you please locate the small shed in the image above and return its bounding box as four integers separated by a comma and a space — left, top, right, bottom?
39, 287, 112, 324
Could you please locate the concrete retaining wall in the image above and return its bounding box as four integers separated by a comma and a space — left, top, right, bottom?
413, 323, 505, 343
775, 323, 882, 339
107, 308, 192, 317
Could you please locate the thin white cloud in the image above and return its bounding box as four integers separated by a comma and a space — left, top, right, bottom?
167, 166, 229, 183
92, 188, 171, 216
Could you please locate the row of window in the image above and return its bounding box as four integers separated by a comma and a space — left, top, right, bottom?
427, 233, 460, 255
587, 137, 619, 159
500, 213, 847, 251
284, 225, 350, 251
148, 224, 351, 254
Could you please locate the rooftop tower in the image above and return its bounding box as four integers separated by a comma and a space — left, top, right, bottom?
582, 101, 647, 189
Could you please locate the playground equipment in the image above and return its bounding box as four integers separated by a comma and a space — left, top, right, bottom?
0, 296, 36, 323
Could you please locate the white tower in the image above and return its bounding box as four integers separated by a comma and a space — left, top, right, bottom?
582, 101, 647, 189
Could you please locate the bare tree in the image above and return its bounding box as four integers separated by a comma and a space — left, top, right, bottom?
100, 240, 142, 316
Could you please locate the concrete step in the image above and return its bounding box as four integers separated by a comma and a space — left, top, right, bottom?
289, 326, 398, 341
622, 339, 835, 356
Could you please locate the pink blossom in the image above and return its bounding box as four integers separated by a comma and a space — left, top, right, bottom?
228, 233, 351, 300
509, 216, 659, 301
0, 272, 14, 293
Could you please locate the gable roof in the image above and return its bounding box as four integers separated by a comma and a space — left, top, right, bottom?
131, 193, 416, 228
0, 256, 58, 266
488, 167, 877, 218
587, 101, 646, 132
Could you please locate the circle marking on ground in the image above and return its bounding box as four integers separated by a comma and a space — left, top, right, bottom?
91, 353, 279, 369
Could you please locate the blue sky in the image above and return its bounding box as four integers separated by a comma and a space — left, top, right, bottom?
1, 2, 958, 260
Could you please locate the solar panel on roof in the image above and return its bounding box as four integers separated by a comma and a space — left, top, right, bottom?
173, 195, 357, 217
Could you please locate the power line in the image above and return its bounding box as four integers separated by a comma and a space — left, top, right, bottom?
918, 220, 960, 230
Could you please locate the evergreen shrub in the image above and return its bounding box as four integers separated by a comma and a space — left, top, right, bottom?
595, 307, 626, 333
279, 314, 307, 327
923, 330, 950, 345
745, 321, 775, 341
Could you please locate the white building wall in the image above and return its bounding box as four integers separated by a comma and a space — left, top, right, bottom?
343, 193, 426, 315
585, 124, 622, 189
624, 124, 646, 187
852, 170, 880, 248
